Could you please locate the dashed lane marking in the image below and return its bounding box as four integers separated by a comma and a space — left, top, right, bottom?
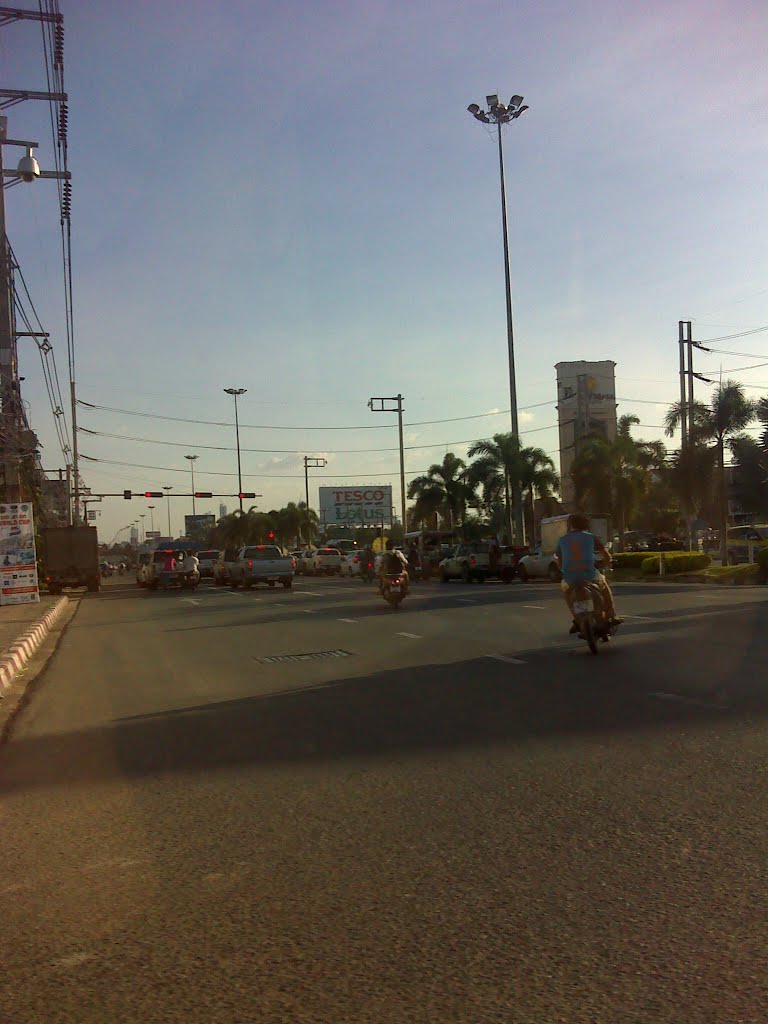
456, 598, 476, 604
487, 653, 527, 665
181, 598, 201, 606
301, 609, 316, 614
397, 632, 421, 639
648, 691, 728, 710
522, 604, 545, 609
338, 618, 357, 623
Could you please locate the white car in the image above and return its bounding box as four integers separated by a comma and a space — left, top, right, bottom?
196, 549, 220, 578
340, 550, 364, 577
516, 545, 562, 582
310, 547, 342, 576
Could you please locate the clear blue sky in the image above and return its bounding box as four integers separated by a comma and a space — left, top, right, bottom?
4, 0, 767, 541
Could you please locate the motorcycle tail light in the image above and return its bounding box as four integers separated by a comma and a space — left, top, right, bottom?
248, 560, 253, 568
470, 557, 476, 566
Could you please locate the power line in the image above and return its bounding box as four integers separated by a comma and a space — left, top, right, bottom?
695, 325, 768, 345
80, 454, 431, 480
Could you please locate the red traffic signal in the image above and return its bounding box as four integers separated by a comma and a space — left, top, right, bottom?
194, 492, 213, 498
239, 492, 256, 499
144, 491, 164, 498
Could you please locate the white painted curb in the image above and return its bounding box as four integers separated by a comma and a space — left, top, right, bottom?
0, 597, 69, 695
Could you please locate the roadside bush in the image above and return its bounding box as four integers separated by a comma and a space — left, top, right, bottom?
612, 552, 652, 569
703, 564, 761, 585
757, 545, 768, 583
641, 552, 711, 575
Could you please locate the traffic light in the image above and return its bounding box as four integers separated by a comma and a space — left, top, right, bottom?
239, 492, 256, 499
194, 492, 213, 498
123, 490, 132, 500
144, 491, 164, 498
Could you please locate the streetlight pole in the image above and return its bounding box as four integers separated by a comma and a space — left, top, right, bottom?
139, 514, 146, 543
224, 388, 246, 510
303, 455, 327, 546
467, 94, 528, 541
368, 395, 406, 530
163, 485, 172, 537
147, 505, 155, 533
184, 454, 199, 515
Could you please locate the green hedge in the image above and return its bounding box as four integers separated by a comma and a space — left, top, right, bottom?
612, 552, 653, 569
757, 545, 768, 582
641, 552, 711, 575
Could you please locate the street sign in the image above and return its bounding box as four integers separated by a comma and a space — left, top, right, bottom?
87, 510, 96, 520
319, 485, 393, 526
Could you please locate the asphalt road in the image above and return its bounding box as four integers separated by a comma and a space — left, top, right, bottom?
1, 573, 767, 1023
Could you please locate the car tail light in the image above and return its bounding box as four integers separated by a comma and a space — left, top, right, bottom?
248, 560, 253, 568
470, 557, 476, 566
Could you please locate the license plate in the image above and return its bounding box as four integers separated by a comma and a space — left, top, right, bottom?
573, 599, 594, 614
389, 584, 401, 593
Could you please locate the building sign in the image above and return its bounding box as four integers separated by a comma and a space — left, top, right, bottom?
319, 486, 393, 526
184, 514, 215, 536
0, 502, 40, 605
556, 360, 618, 506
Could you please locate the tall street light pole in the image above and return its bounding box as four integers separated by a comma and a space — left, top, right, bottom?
224, 388, 246, 510
163, 485, 172, 537
139, 513, 146, 543
368, 395, 406, 531
184, 454, 199, 515
147, 505, 155, 533
303, 456, 327, 545
467, 94, 528, 541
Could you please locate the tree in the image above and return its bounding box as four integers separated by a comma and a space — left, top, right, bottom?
467, 432, 526, 542
665, 381, 755, 562
519, 446, 559, 544
571, 415, 666, 549
728, 434, 768, 520
407, 453, 474, 530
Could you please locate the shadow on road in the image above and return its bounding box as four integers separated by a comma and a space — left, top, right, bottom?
2, 598, 766, 795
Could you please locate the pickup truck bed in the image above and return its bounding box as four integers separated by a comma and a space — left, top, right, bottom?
230, 545, 294, 589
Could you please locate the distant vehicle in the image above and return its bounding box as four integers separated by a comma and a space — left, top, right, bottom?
403, 529, 457, 579
289, 549, 305, 574
142, 550, 189, 590
229, 545, 293, 589
196, 549, 220, 578
726, 525, 768, 564
42, 526, 100, 594
439, 542, 520, 584
340, 550, 363, 577
214, 548, 239, 585
325, 539, 357, 555
308, 547, 342, 576
136, 552, 151, 586
517, 514, 610, 583
99, 561, 113, 578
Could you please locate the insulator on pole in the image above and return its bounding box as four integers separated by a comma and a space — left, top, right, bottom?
54, 20, 65, 68
61, 180, 72, 223
58, 102, 69, 144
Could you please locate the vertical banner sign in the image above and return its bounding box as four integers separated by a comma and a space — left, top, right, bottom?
0, 503, 40, 605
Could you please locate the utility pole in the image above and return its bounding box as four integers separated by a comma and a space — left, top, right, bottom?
184, 454, 198, 514
303, 455, 327, 545
678, 321, 688, 449
368, 395, 406, 531
163, 485, 172, 536
224, 388, 246, 510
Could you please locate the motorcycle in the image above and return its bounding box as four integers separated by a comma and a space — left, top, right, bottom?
180, 571, 200, 591
571, 579, 617, 654
361, 560, 376, 583
381, 572, 407, 609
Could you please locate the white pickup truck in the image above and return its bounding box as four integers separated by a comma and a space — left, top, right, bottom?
229, 545, 294, 590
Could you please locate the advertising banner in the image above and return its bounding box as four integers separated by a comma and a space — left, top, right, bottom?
319, 486, 393, 526
185, 514, 215, 537
0, 502, 40, 605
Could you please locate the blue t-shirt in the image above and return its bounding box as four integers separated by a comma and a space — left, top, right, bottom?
557, 530, 599, 584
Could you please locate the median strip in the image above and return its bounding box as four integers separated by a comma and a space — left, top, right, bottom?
0, 596, 69, 696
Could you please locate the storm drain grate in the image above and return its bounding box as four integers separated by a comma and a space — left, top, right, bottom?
255, 649, 352, 665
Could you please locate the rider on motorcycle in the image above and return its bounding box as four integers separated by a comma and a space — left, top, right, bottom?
180, 550, 200, 585
555, 513, 622, 634
379, 540, 409, 593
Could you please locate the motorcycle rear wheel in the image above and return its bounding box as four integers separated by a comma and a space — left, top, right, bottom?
580, 615, 598, 654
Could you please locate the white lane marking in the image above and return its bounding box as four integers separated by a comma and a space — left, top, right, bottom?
622, 614, 654, 621
649, 691, 728, 710
51, 951, 96, 969
301, 609, 316, 614
456, 598, 476, 604
338, 618, 357, 623
397, 632, 421, 639
297, 590, 323, 597
182, 598, 201, 606
487, 654, 527, 665
522, 604, 545, 609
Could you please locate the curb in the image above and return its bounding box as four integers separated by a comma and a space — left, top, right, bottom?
0, 597, 69, 696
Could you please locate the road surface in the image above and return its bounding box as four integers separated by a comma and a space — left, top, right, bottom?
1, 574, 766, 1023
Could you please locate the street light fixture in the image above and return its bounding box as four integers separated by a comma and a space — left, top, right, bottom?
162, 485, 173, 537
368, 395, 406, 531
184, 454, 199, 515
467, 93, 528, 542
224, 388, 247, 510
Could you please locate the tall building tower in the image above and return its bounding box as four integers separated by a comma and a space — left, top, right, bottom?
219, 503, 228, 519
556, 360, 617, 506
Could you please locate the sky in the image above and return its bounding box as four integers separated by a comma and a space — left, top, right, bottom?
3, 0, 768, 542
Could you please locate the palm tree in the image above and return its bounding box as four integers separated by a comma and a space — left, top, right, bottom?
519, 446, 559, 544
407, 453, 474, 530
665, 381, 755, 562
467, 432, 526, 543
571, 415, 665, 550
